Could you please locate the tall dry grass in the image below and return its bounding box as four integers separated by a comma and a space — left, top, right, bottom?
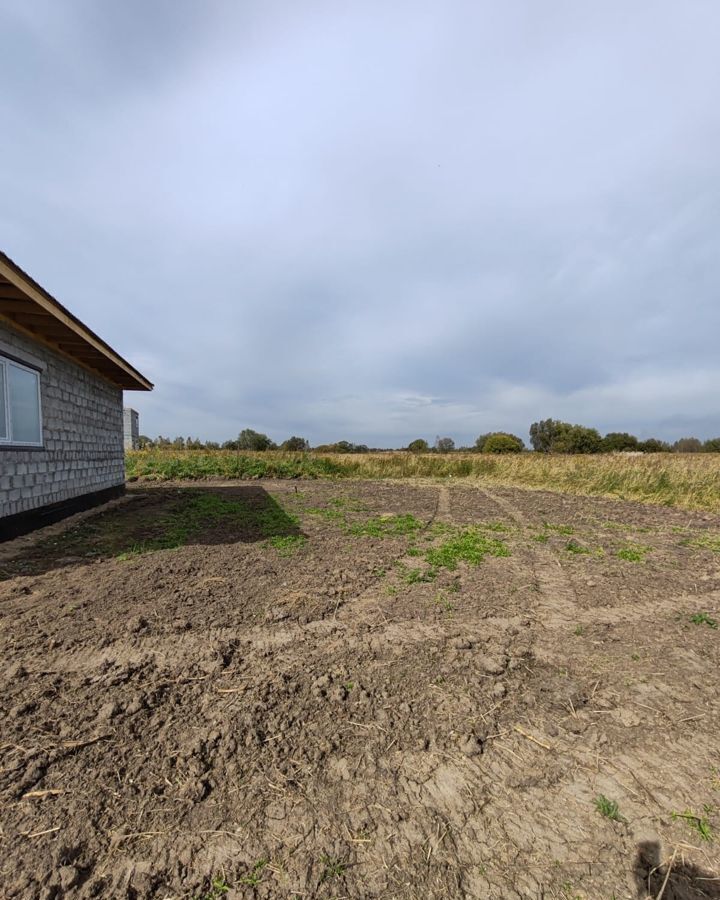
125, 450, 720, 512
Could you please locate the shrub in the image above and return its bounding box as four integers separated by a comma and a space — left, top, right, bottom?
281, 436, 310, 451
482, 432, 525, 454
407, 438, 430, 453
602, 432, 639, 452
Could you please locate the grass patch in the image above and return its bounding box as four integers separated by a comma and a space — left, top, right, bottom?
617, 544, 652, 562
594, 795, 624, 822
349, 514, 423, 538
267, 534, 307, 556
195, 877, 230, 900
425, 527, 510, 571
239, 859, 269, 887
687, 534, 720, 552
564, 540, 591, 555
319, 855, 347, 882
690, 611, 718, 629
672, 809, 714, 841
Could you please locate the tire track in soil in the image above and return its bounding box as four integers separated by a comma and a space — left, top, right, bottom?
475, 486, 580, 659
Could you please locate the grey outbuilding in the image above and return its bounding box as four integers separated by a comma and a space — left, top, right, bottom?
0, 251, 152, 540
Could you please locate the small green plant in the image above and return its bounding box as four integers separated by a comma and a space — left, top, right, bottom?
433, 592, 455, 613
545, 523, 575, 535
406, 546, 422, 557
320, 855, 347, 882
425, 527, 510, 570
574, 624, 584, 636
344, 681, 354, 691
403, 566, 437, 584
687, 534, 720, 553
671, 809, 713, 841
617, 544, 651, 562
239, 859, 269, 887
268, 534, 307, 556
531, 532, 549, 543
196, 876, 231, 900
350, 514, 423, 538
565, 540, 591, 555
690, 611, 718, 629
594, 794, 624, 822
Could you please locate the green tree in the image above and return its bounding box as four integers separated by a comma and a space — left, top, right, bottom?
673, 437, 703, 453
407, 438, 430, 452
482, 432, 525, 453
601, 432, 639, 452
237, 428, 276, 451
281, 436, 310, 451
552, 425, 602, 454
435, 436, 455, 453
637, 438, 670, 453
474, 433, 491, 452
703, 438, 720, 452
529, 419, 564, 453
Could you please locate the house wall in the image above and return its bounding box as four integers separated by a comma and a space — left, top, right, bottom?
0, 320, 125, 520
123, 407, 139, 450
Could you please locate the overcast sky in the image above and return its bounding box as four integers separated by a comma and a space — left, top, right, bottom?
2, 1, 719, 446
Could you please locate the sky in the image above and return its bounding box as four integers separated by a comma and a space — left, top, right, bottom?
1, 0, 720, 447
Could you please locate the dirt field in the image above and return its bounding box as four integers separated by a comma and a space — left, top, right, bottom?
1, 480, 719, 900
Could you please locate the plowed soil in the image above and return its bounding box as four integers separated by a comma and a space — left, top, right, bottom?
1, 480, 719, 900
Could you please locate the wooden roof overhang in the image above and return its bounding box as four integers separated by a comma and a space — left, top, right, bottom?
0, 251, 152, 391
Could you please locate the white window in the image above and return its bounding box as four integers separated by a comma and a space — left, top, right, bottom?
0, 355, 43, 446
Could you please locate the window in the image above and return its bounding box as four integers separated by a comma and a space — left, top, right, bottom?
0, 355, 42, 446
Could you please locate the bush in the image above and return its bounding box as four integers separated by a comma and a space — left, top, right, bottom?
637, 438, 670, 453
552, 425, 603, 454
482, 432, 525, 454
602, 432, 639, 452
281, 436, 310, 451
407, 438, 430, 453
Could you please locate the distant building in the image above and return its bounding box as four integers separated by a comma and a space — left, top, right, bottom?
123, 407, 139, 450
0, 251, 152, 540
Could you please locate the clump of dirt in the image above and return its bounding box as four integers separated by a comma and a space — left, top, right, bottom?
0, 480, 719, 898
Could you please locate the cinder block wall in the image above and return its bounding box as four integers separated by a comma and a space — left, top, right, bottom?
0, 321, 125, 518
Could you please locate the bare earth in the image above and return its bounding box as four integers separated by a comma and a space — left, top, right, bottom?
1, 480, 719, 900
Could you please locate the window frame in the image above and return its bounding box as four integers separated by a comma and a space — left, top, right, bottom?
0, 353, 44, 448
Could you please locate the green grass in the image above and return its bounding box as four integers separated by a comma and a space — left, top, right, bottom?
672, 809, 714, 841
267, 534, 307, 556
594, 795, 624, 822
349, 514, 423, 538
425, 527, 510, 570
564, 540, 591, 555
687, 534, 720, 552
616, 544, 652, 562
690, 611, 718, 629
544, 522, 575, 535
319, 855, 347, 882
195, 876, 230, 900
239, 859, 269, 887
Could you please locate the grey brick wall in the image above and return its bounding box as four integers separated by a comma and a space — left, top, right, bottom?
0, 321, 125, 518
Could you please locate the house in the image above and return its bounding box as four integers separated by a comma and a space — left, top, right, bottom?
0, 251, 152, 540
124, 407, 140, 450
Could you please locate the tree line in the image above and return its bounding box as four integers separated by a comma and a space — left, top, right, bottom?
138, 421, 720, 454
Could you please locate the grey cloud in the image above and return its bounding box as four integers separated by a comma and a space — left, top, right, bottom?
1, 0, 720, 446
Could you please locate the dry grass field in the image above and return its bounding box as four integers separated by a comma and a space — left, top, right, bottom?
1, 478, 719, 898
